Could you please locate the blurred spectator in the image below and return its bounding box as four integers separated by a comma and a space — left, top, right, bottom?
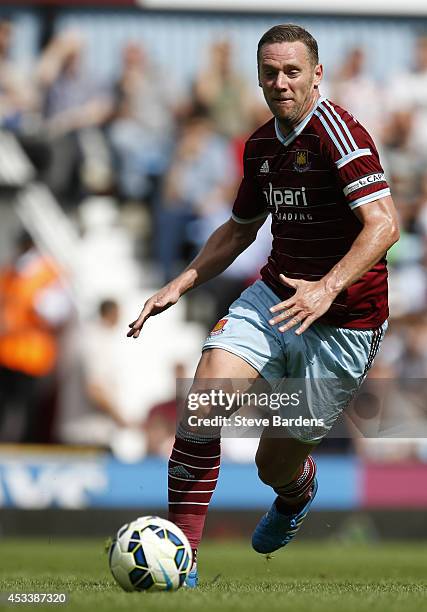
0, 231, 72, 442
330, 47, 384, 140
154, 109, 237, 282
382, 109, 422, 202
351, 355, 427, 461
36, 30, 112, 204
60, 299, 146, 460
144, 363, 187, 457
381, 49, 427, 318
193, 39, 255, 138
414, 171, 427, 236
399, 318, 427, 379
108, 41, 181, 203
0, 18, 50, 176
385, 34, 427, 160
0, 18, 37, 131
82, 300, 132, 428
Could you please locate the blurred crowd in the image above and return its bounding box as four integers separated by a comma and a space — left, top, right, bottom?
0, 17, 426, 462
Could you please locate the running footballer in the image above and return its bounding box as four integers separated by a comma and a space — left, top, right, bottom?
128, 24, 399, 587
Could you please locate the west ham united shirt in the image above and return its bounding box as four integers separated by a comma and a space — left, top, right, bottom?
232, 96, 391, 329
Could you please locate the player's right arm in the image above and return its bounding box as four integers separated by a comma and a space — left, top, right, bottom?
128, 137, 269, 338
127, 215, 266, 338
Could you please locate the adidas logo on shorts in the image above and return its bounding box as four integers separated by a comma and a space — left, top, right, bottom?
260, 160, 269, 173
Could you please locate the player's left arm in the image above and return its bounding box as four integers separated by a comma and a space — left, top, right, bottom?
269, 195, 399, 334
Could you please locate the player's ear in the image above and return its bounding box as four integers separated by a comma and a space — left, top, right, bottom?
313, 63, 323, 89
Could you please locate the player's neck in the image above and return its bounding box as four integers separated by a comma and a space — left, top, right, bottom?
277, 90, 320, 137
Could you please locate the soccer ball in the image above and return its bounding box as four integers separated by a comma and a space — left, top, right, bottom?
108, 515, 193, 592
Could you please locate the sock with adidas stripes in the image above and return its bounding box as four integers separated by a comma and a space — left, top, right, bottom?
274, 455, 316, 515
168, 432, 221, 557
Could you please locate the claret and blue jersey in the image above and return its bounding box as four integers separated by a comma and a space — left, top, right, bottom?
231, 96, 391, 330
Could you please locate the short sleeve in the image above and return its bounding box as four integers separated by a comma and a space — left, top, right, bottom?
335, 133, 390, 210
318, 101, 391, 210
231, 143, 269, 224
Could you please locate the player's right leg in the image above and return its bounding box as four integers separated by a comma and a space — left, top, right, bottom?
169, 346, 261, 587
169, 280, 289, 586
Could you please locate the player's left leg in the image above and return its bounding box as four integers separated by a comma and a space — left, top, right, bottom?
252, 432, 318, 554
252, 320, 388, 554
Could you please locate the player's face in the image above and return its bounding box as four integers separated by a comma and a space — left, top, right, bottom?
258, 41, 322, 130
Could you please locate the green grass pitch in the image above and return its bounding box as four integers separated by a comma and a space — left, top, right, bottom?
0, 539, 426, 612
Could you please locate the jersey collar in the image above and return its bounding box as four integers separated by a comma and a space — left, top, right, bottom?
274, 95, 325, 147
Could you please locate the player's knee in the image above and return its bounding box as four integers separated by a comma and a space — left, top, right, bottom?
177, 387, 228, 438
185, 389, 218, 418
255, 449, 295, 487
256, 450, 283, 487
256, 464, 274, 486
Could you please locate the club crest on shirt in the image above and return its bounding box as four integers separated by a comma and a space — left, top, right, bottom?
209, 318, 228, 337
293, 150, 311, 172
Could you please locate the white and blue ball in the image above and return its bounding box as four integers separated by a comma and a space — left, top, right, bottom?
109, 515, 193, 592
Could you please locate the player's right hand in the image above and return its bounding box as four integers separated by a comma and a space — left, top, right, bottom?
127, 285, 181, 339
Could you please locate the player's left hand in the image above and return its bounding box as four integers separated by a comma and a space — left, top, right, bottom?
269, 274, 337, 335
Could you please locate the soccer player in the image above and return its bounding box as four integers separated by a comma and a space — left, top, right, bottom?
128, 24, 399, 586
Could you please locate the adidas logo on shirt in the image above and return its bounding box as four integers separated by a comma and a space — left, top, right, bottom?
260, 160, 269, 173
168, 465, 195, 479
